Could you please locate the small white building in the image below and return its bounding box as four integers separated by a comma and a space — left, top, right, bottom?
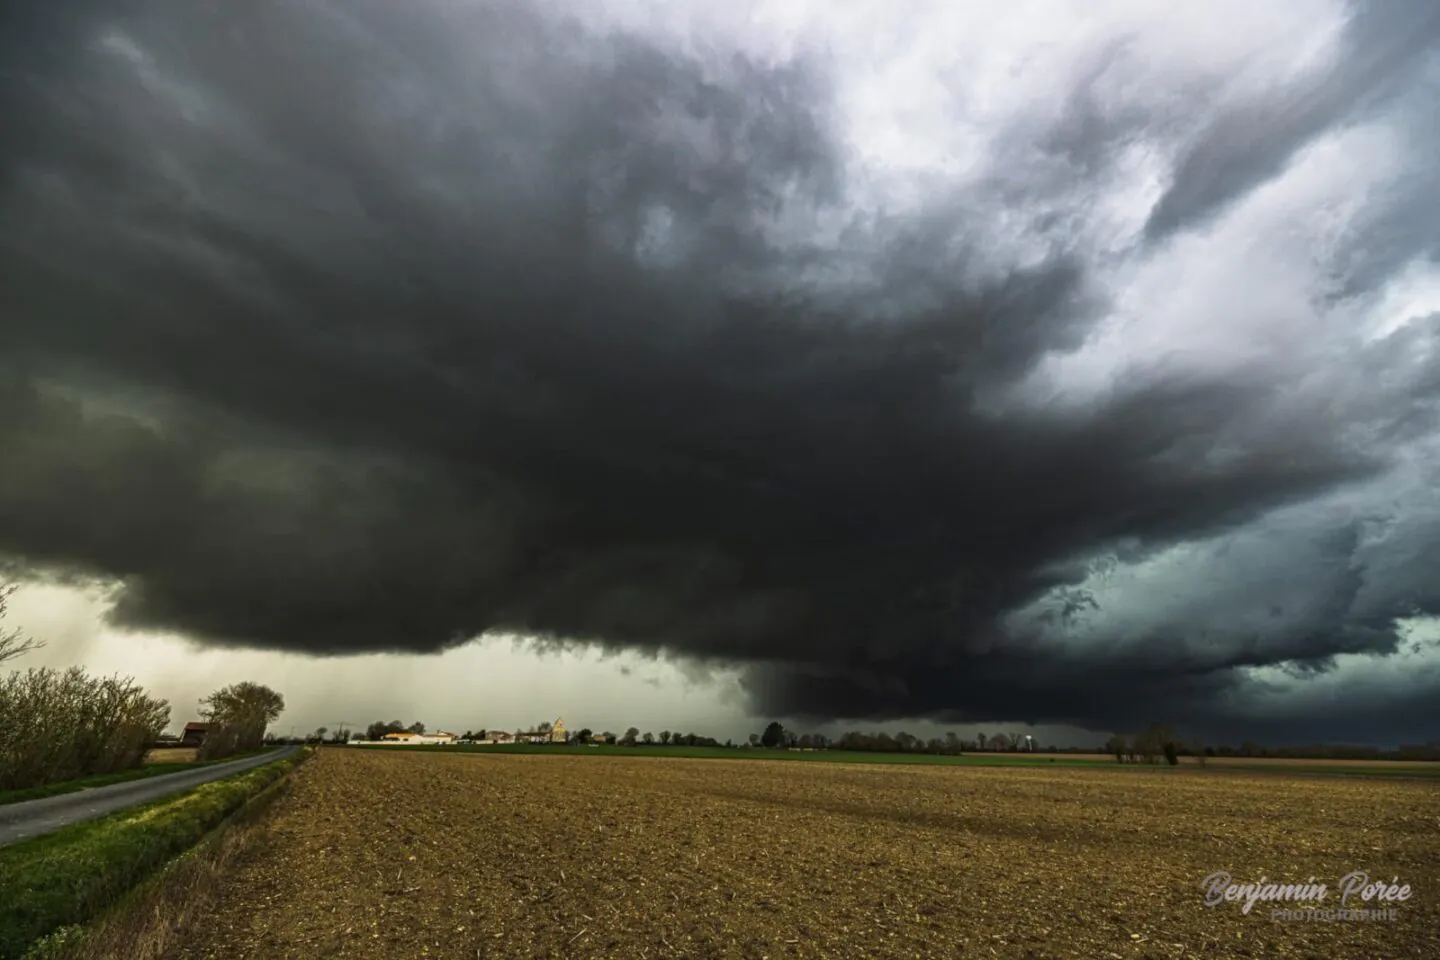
378, 731, 457, 745
478, 731, 515, 744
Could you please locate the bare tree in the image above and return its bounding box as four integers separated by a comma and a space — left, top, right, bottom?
0, 582, 44, 664
1134, 722, 1173, 764
199, 682, 286, 759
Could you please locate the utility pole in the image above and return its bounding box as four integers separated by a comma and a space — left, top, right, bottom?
332, 721, 359, 744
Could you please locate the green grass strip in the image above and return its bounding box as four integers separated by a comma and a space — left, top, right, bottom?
0, 751, 304, 960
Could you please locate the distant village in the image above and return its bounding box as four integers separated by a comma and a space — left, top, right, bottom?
364, 718, 569, 746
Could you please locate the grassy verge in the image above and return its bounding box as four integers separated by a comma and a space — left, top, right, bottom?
16, 754, 305, 960
0, 749, 274, 807
0, 749, 306, 960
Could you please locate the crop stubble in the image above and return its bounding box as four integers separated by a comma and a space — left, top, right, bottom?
167, 750, 1438, 960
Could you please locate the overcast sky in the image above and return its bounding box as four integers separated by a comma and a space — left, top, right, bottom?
3, 1, 1439, 747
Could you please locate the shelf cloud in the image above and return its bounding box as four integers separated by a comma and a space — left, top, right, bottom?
3, 0, 1438, 742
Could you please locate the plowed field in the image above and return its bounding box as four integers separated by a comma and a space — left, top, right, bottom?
168, 750, 1438, 959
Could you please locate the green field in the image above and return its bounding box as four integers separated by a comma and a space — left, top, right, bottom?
349, 742, 1440, 777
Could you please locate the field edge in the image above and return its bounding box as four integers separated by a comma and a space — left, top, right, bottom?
348, 742, 1440, 777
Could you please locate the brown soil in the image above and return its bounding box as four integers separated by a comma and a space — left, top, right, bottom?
167, 750, 1439, 960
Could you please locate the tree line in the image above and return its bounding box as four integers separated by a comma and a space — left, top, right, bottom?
1104, 724, 1184, 765
231, 714, 1440, 762
0, 665, 170, 791
752, 721, 1054, 755
353, 720, 735, 748
363, 720, 429, 741
600, 728, 729, 747
347, 718, 1046, 755
358, 712, 1439, 764
1103, 725, 1440, 763
0, 582, 286, 789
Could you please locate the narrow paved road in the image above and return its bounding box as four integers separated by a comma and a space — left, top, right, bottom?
0, 745, 299, 847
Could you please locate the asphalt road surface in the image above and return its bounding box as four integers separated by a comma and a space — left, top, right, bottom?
0, 745, 299, 847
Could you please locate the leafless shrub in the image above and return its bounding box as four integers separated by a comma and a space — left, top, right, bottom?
0, 667, 170, 790
0, 581, 44, 664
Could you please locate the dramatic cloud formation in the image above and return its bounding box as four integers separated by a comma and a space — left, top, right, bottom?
2, 0, 1438, 743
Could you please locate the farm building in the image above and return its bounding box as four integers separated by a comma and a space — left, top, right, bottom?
181, 722, 208, 747
378, 731, 457, 745
513, 719, 567, 744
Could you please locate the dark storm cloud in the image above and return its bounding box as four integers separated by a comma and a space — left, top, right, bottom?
1143, 0, 1440, 243
2, 0, 1438, 743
